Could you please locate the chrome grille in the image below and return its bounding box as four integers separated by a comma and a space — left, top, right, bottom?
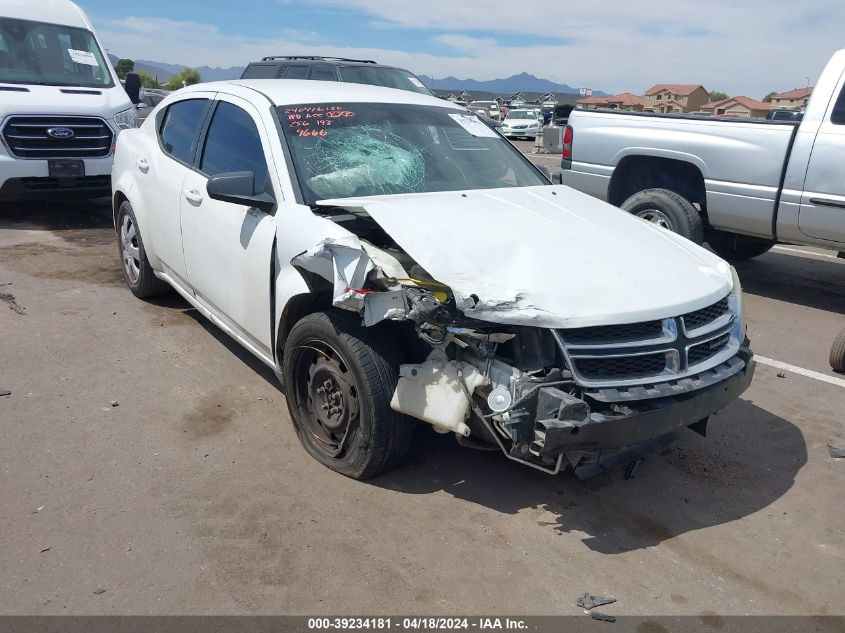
577, 353, 668, 380
688, 333, 731, 366
2, 116, 113, 158
555, 294, 738, 388
683, 297, 729, 332
563, 320, 664, 345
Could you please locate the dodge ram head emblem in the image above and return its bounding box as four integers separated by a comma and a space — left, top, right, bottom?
47, 127, 75, 139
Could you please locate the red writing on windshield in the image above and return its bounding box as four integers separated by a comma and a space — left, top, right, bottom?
284, 105, 356, 136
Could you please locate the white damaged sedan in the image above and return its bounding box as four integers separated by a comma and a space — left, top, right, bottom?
112, 80, 754, 479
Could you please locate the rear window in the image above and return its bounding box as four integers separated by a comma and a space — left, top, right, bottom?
159, 99, 208, 164
241, 63, 279, 79
338, 66, 431, 95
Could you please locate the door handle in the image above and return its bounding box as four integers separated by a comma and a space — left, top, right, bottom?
809, 197, 845, 210
184, 188, 204, 204
136, 158, 149, 173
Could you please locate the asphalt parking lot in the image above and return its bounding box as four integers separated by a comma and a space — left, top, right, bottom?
1, 151, 844, 617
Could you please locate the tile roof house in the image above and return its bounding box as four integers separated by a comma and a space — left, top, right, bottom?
770, 86, 813, 110
700, 95, 771, 118
644, 84, 709, 113
577, 92, 645, 112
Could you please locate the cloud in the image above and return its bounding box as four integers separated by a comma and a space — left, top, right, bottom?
97, 1, 845, 97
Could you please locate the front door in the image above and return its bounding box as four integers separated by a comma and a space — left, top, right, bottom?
798, 78, 845, 245
180, 96, 278, 359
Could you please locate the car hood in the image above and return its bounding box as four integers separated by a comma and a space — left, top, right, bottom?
0, 84, 132, 119
319, 185, 733, 329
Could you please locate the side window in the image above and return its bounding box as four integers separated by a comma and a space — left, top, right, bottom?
310, 64, 337, 81
159, 99, 208, 164
284, 64, 310, 79
830, 84, 845, 125
200, 101, 269, 193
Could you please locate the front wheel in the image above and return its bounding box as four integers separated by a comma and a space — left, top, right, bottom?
282, 310, 415, 480
620, 188, 704, 244
707, 230, 775, 261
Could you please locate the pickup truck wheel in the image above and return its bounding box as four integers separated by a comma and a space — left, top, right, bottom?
621, 188, 704, 244
282, 310, 415, 480
116, 201, 170, 298
706, 230, 775, 261
830, 328, 845, 373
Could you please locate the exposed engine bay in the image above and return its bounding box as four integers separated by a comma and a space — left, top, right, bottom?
292, 203, 755, 477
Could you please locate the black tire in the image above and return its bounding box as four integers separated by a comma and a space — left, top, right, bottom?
116, 201, 170, 298
707, 230, 775, 261
621, 188, 704, 244
830, 328, 845, 373
282, 309, 415, 479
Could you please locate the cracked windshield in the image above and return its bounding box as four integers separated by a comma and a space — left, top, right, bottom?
278, 103, 546, 203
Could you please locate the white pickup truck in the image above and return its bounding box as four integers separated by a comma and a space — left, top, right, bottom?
561, 49, 845, 261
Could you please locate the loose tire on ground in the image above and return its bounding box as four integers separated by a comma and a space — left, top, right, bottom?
116, 201, 170, 298
707, 230, 775, 261
282, 309, 416, 479
620, 188, 704, 244
830, 328, 845, 373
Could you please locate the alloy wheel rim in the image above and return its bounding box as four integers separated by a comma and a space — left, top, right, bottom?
120, 214, 141, 284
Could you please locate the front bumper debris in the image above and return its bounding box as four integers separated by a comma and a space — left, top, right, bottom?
536, 348, 755, 459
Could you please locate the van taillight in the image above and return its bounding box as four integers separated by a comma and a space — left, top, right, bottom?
562, 125, 573, 159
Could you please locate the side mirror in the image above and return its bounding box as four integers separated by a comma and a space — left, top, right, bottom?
538, 166, 552, 181
551, 171, 564, 185
124, 72, 141, 105
206, 171, 275, 212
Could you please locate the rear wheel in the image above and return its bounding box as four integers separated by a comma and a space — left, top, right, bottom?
116, 201, 170, 298
620, 188, 704, 244
707, 230, 775, 261
830, 328, 845, 373
282, 310, 415, 479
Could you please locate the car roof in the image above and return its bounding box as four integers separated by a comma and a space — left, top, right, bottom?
2, 0, 91, 29
179, 79, 458, 109
247, 58, 407, 71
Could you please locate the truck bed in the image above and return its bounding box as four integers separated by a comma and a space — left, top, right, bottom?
563, 109, 800, 239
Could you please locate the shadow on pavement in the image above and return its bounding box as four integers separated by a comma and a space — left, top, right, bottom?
0, 198, 112, 232
735, 251, 845, 315
185, 309, 283, 392
374, 397, 806, 553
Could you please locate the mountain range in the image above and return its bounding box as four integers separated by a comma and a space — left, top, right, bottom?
109, 55, 607, 96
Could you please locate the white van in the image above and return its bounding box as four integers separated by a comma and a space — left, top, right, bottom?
0, 0, 135, 201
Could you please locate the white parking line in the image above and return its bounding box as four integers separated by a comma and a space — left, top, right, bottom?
755, 355, 845, 388
772, 245, 843, 261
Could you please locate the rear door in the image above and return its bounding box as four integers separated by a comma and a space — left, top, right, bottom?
798, 76, 845, 245
179, 95, 278, 359
143, 94, 213, 289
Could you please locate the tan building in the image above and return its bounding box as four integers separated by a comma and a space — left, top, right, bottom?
577, 92, 645, 112
700, 96, 771, 118
643, 84, 710, 113
769, 86, 813, 110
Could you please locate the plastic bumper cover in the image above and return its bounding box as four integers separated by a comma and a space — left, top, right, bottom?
538, 348, 755, 457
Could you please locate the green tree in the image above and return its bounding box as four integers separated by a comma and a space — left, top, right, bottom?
762, 91, 777, 103
115, 58, 135, 80
709, 90, 728, 102
136, 70, 160, 89
166, 68, 202, 91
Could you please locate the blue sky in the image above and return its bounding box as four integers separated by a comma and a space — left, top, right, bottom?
79, 0, 843, 97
